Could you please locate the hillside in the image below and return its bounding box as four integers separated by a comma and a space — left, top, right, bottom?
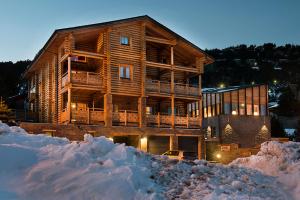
203, 43, 300, 88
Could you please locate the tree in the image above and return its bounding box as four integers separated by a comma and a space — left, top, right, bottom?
271, 116, 286, 138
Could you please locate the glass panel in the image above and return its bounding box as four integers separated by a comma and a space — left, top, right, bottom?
120, 36, 129, 45
253, 87, 259, 116
224, 92, 230, 114
125, 67, 130, 79
246, 88, 252, 115
231, 91, 238, 115
239, 89, 245, 115
260, 105, 266, 116
120, 66, 124, 78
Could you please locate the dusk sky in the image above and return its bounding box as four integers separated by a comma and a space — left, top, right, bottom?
0, 0, 299, 62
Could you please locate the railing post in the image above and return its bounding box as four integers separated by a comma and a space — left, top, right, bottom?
186, 84, 188, 95
125, 110, 127, 126
158, 81, 160, 94
157, 112, 160, 128
87, 108, 90, 124
186, 114, 189, 128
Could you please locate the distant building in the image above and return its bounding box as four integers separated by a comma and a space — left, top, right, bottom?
201, 84, 271, 160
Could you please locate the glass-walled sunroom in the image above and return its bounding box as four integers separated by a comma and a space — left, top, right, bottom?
202, 85, 268, 118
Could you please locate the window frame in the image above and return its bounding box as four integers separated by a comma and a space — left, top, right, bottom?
119, 64, 132, 80
120, 35, 130, 46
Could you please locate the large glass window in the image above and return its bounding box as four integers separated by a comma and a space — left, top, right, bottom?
224, 92, 230, 114
246, 88, 252, 115
260, 85, 267, 116
231, 91, 238, 115
239, 89, 245, 115
207, 94, 212, 117
253, 86, 260, 116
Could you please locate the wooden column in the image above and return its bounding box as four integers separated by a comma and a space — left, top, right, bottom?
138, 97, 146, 127
170, 135, 178, 150
198, 135, 205, 160
104, 29, 112, 127
104, 94, 112, 127
67, 87, 71, 123
171, 95, 175, 128
198, 75, 202, 126
67, 56, 71, 82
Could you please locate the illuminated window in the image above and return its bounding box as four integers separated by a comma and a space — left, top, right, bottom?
119, 65, 131, 79
253, 105, 259, 116
120, 36, 130, 46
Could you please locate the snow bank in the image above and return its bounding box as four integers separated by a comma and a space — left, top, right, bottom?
0, 123, 160, 200
0, 122, 296, 199
231, 141, 300, 199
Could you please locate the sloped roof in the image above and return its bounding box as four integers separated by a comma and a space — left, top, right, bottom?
27, 15, 214, 73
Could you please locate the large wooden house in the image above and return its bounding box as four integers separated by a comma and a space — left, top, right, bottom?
24, 16, 213, 157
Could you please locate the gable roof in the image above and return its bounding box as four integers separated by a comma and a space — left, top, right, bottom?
27, 15, 214, 74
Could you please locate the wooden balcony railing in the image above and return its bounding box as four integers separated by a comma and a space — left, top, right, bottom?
62, 71, 102, 88
61, 108, 104, 124
174, 83, 200, 97
146, 113, 200, 128
112, 110, 139, 126
146, 80, 200, 97
146, 80, 171, 94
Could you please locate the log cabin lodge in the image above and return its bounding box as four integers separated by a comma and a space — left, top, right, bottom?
21, 15, 270, 159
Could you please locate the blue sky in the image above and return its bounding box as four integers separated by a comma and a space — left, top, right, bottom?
0, 0, 299, 62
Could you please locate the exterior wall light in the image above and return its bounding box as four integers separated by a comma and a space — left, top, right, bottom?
71, 103, 76, 109
216, 153, 221, 159
140, 136, 148, 152
232, 110, 237, 115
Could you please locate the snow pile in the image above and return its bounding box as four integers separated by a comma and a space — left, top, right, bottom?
231, 141, 300, 200
0, 122, 296, 199
152, 159, 289, 199
0, 123, 160, 200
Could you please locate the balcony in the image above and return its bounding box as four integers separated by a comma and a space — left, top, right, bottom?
146, 80, 171, 95
175, 83, 200, 97
112, 110, 139, 126
146, 113, 200, 128
145, 80, 200, 97
62, 71, 102, 89
61, 108, 104, 124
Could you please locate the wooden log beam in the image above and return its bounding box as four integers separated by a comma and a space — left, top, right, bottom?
146, 36, 176, 46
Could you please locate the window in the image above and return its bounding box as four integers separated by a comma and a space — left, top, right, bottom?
120, 36, 130, 46
119, 65, 131, 79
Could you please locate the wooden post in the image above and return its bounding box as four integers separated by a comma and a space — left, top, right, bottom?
170, 46, 174, 65
124, 110, 127, 126
87, 108, 90, 124
67, 88, 71, 123
198, 135, 205, 160
170, 135, 178, 151
186, 114, 189, 128
138, 97, 146, 128
171, 95, 175, 129
67, 57, 71, 83
104, 94, 112, 127
157, 112, 160, 127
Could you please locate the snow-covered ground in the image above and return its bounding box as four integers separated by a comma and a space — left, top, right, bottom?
0, 122, 298, 200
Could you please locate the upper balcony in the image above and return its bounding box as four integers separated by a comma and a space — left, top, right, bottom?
62, 71, 103, 90
146, 79, 200, 98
